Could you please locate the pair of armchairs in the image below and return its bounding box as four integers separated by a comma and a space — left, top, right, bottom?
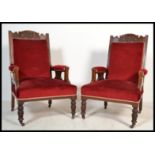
8, 31, 148, 128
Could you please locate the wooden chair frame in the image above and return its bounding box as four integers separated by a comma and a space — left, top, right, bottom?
81, 34, 148, 128
9, 30, 77, 126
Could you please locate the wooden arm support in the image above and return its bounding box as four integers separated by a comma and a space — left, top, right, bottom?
9, 64, 20, 89
91, 66, 108, 82
51, 65, 70, 82
138, 69, 148, 91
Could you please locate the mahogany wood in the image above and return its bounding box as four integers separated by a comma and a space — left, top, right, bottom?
9, 30, 77, 126
82, 34, 148, 128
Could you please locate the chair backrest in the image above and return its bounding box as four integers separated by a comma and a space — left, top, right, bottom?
9, 30, 51, 81
107, 34, 148, 83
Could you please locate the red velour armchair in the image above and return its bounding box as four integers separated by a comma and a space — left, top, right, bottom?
81, 34, 148, 128
8, 30, 77, 126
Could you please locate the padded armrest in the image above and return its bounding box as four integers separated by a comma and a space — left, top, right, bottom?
91, 66, 108, 82
51, 65, 69, 71
92, 66, 108, 73
9, 64, 19, 72
51, 65, 70, 82
139, 69, 148, 76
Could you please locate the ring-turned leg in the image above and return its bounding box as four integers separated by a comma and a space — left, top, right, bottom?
18, 101, 25, 126
104, 101, 108, 109
81, 98, 87, 119
71, 97, 76, 119
130, 105, 138, 128
11, 94, 15, 111
139, 98, 143, 113
48, 100, 52, 108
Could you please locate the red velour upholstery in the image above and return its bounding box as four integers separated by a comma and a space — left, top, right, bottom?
140, 69, 148, 75
108, 43, 144, 83
13, 39, 51, 81
13, 78, 76, 99
82, 80, 142, 102
92, 66, 107, 73
52, 65, 69, 71
9, 64, 16, 71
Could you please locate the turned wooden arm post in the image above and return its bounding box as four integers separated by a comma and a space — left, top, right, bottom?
91, 66, 108, 82
64, 66, 70, 82
51, 65, 70, 83
138, 69, 148, 91
9, 65, 20, 90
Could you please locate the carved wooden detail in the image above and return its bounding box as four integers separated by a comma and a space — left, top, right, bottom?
112, 34, 147, 42
11, 30, 47, 39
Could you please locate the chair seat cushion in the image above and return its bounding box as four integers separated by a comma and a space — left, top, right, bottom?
14, 78, 77, 99
81, 80, 142, 102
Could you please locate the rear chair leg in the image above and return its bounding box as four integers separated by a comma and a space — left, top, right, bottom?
71, 97, 76, 119
48, 100, 52, 108
104, 101, 108, 109
81, 98, 87, 119
18, 101, 25, 126
130, 105, 138, 128
11, 94, 15, 111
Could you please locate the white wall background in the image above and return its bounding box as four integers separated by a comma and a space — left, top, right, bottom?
2, 24, 153, 105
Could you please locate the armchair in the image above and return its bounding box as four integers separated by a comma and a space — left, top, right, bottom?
81, 34, 148, 128
8, 30, 77, 126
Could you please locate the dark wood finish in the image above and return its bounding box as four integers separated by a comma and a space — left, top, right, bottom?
11, 94, 15, 111
130, 105, 138, 128
48, 100, 52, 108
71, 97, 76, 119
104, 101, 108, 109
9, 30, 77, 126
139, 98, 143, 113
97, 72, 104, 80
82, 34, 148, 128
81, 97, 87, 119
18, 101, 25, 126
138, 70, 144, 91
55, 71, 62, 80
91, 67, 107, 82
51, 66, 70, 82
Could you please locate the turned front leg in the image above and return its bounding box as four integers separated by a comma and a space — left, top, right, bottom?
18, 101, 25, 126
130, 105, 138, 128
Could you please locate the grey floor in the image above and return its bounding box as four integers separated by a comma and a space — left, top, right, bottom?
2, 96, 153, 130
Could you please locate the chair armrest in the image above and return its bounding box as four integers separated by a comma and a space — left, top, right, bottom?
138, 69, 148, 91
91, 66, 108, 82
51, 65, 70, 82
8, 64, 20, 89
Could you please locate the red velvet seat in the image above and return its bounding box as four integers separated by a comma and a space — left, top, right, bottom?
81, 34, 148, 128
15, 78, 76, 99
82, 80, 141, 102
8, 30, 77, 126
